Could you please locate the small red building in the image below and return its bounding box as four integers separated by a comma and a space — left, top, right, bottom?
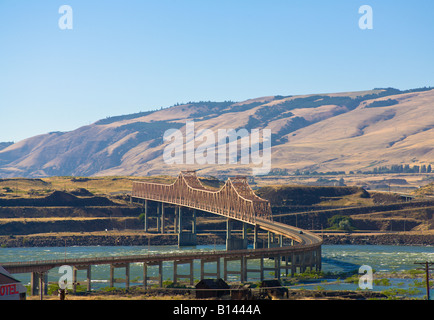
0, 266, 27, 300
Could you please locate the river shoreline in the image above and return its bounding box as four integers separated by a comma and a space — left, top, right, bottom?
1, 231, 434, 248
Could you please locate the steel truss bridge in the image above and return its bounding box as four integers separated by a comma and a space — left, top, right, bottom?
2, 171, 322, 297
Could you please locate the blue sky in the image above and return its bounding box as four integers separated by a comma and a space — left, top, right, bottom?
0, 0, 433, 142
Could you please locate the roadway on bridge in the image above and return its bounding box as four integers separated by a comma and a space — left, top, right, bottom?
256, 218, 321, 246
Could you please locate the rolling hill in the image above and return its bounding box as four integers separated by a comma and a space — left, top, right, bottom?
0, 87, 433, 178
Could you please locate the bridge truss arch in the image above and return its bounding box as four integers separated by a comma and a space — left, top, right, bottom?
131, 171, 322, 247
132, 170, 272, 224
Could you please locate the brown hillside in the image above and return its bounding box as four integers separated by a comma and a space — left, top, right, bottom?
0, 88, 433, 178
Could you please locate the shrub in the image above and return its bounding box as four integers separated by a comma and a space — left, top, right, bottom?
327, 215, 355, 231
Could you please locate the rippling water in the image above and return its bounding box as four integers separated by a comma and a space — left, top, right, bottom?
322, 244, 434, 273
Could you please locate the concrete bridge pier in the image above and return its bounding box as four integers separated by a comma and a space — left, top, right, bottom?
223, 256, 247, 282
174, 206, 178, 233
72, 265, 92, 293
178, 206, 197, 246
156, 202, 165, 234
173, 260, 194, 285
109, 263, 130, 290
143, 200, 148, 232
143, 261, 163, 289
161, 203, 165, 234
267, 232, 282, 248
317, 246, 322, 271
30, 271, 48, 297
253, 225, 258, 249
141, 200, 166, 234
200, 258, 221, 279
156, 205, 161, 233
245, 256, 265, 281
226, 219, 248, 251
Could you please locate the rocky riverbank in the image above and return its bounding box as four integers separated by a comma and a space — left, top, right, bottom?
321, 233, 434, 246
0, 233, 227, 248
1, 232, 434, 248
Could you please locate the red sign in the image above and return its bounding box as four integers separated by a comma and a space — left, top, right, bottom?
0, 284, 18, 296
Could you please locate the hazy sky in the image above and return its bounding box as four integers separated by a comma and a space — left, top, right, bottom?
1, 0, 433, 142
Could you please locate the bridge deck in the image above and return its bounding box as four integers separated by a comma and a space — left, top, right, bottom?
2, 242, 321, 274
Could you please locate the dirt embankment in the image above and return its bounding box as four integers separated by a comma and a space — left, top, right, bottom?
0, 190, 117, 207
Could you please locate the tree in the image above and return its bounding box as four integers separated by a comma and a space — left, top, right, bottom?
328, 215, 355, 232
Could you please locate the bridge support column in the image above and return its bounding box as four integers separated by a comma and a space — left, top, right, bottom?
161, 203, 165, 234
30, 272, 38, 296
223, 256, 247, 283
200, 258, 221, 279
174, 206, 178, 233
86, 265, 92, 292
226, 218, 232, 241
144, 200, 148, 232
315, 247, 322, 271
110, 265, 114, 287
267, 232, 280, 248
156, 205, 161, 233
267, 232, 271, 248
143, 261, 163, 289
109, 263, 130, 290
283, 255, 290, 277
274, 255, 281, 280
178, 206, 197, 246
242, 222, 248, 248
245, 257, 264, 282
126, 263, 130, 291
178, 206, 183, 232
291, 253, 296, 277
30, 272, 48, 297
253, 225, 258, 249
300, 252, 306, 273
226, 219, 248, 251
72, 265, 92, 293
173, 260, 194, 285
192, 209, 196, 235
73, 267, 77, 293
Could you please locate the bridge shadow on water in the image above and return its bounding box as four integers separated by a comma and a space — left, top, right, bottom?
321, 257, 360, 274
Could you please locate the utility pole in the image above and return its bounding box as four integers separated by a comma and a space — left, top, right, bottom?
414, 261, 433, 300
